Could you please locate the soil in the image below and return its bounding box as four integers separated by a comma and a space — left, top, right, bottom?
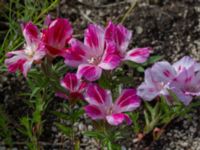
0, 0, 200, 149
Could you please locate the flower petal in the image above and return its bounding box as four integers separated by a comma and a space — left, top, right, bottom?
105, 21, 132, 53
61, 73, 78, 92
106, 113, 131, 126
85, 84, 112, 107
84, 105, 105, 120
124, 47, 152, 63
84, 24, 105, 56
114, 89, 141, 112
173, 56, 199, 73
77, 64, 102, 81
22, 60, 33, 77
137, 69, 165, 101
171, 88, 193, 106
42, 18, 73, 57
137, 82, 160, 101
151, 61, 176, 83
22, 22, 39, 46
99, 42, 121, 70
64, 39, 89, 67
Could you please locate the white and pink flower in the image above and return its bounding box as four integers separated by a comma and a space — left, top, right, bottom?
84, 84, 141, 126
5, 22, 45, 77
42, 17, 73, 57
64, 24, 121, 81
105, 21, 152, 63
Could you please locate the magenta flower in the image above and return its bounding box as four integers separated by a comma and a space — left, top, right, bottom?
84, 84, 141, 126
137, 56, 200, 105
105, 21, 152, 63
42, 17, 73, 57
5, 22, 45, 77
64, 24, 121, 81
58, 73, 87, 100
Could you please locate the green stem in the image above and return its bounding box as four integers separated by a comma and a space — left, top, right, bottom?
120, 0, 138, 24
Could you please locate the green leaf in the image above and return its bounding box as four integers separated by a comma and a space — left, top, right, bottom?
54, 122, 73, 136
84, 131, 105, 140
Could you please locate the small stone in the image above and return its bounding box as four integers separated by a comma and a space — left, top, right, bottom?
135, 26, 143, 34
88, 125, 93, 131
179, 141, 188, 147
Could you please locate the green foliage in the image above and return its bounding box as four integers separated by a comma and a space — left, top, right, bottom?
129, 112, 140, 134
0, 105, 13, 147
19, 116, 38, 150
126, 55, 163, 72
0, 0, 59, 66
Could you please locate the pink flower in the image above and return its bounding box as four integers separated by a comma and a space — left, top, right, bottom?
84, 84, 141, 126
42, 17, 73, 57
137, 61, 176, 102
169, 59, 200, 105
5, 22, 45, 77
59, 73, 87, 100
64, 24, 121, 81
105, 21, 152, 63
137, 56, 200, 105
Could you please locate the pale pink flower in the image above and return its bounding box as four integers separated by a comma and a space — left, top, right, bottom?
137, 61, 176, 102
42, 17, 73, 57
5, 22, 45, 77
169, 64, 200, 105
137, 56, 200, 105
84, 84, 141, 126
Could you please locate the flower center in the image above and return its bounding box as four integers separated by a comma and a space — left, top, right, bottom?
25, 49, 35, 57
87, 56, 101, 65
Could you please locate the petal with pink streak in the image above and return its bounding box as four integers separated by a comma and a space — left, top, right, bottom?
124, 47, 152, 63
114, 89, 141, 112
106, 113, 132, 126
78, 81, 88, 93
84, 105, 105, 120
5, 58, 26, 73
137, 82, 159, 101
22, 60, 33, 77
84, 24, 105, 56
171, 88, 193, 106
105, 21, 132, 53
77, 64, 102, 81
151, 61, 176, 83
170, 67, 195, 90
173, 56, 199, 73
22, 22, 39, 46
42, 18, 73, 57
99, 42, 121, 70
61, 73, 78, 92
64, 39, 89, 67
85, 84, 112, 107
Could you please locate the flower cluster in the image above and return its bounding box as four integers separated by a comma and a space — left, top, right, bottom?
4, 15, 200, 128
5, 16, 150, 126
137, 56, 200, 105
5, 17, 151, 81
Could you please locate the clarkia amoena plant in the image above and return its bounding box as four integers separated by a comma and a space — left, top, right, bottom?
4, 14, 200, 149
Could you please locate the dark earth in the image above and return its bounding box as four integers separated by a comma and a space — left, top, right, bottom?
0, 0, 200, 149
